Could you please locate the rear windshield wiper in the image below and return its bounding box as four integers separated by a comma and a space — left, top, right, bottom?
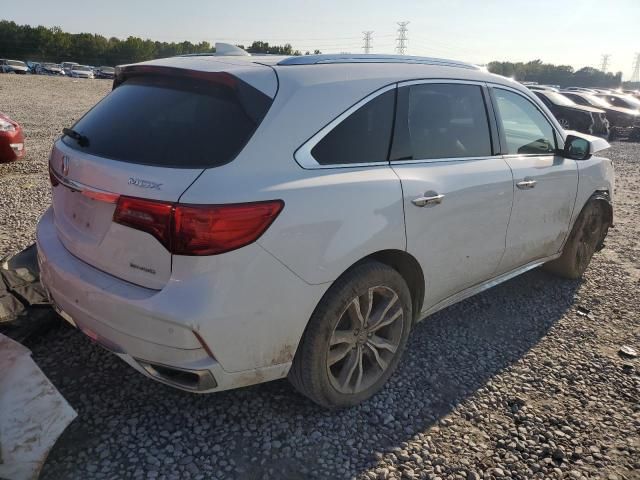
62, 127, 90, 147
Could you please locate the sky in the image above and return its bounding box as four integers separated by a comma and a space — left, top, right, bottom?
3, 0, 639, 79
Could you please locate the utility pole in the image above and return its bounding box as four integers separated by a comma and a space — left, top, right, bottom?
396, 21, 409, 55
600, 54, 611, 73
362, 31, 373, 54
631, 53, 640, 83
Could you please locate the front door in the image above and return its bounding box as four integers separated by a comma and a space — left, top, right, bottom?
490, 87, 578, 273
390, 81, 513, 311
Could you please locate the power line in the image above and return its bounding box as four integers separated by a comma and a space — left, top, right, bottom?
600, 54, 611, 73
362, 31, 373, 54
396, 21, 409, 55
631, 53, 640, 83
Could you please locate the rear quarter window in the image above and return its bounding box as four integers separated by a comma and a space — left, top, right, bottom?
310, 89, 396, 166
62, 75, 273, 168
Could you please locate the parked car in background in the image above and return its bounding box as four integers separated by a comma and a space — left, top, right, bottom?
61, 62, 79, 76
597, 92, 640, 112
527, 85, 560, 92
533, 90, 609, 136
26, 61, 40, 74
562, 91, 640, 140
0, 113, 25, 162
564, 87, 597, 93
38, 63, 65, 75
623, 89, 640, 100
69, 65, 95, 79
95, 66, 115, 79
0, 59, 29, 74
39, 50, 614, 408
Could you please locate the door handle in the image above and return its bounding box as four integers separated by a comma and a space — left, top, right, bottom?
516, 179, 537, 190
412, 193, 445, 207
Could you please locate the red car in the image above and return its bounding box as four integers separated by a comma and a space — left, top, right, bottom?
0, 112, 25, 162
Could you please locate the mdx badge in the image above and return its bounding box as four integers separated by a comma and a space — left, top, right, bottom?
129, 177, 162, 190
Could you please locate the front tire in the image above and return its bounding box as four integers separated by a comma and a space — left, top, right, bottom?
289, 260, 412, 408
544, 200, 610, 279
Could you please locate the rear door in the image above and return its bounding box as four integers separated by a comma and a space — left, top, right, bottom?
49, 63, 276, 289
489, 86, 578, 273
390, 81, 513, 310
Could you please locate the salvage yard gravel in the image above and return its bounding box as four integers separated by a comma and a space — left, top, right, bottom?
1, 74, 638, 480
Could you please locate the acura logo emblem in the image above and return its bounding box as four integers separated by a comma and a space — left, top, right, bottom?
61, 155, 70, 176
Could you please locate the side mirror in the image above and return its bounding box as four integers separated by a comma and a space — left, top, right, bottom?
564, 135, 591, 160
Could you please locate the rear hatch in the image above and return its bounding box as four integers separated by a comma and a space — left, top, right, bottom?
49, 60, 276, 289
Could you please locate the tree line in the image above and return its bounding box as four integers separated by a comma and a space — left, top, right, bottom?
0, 20, 321, 66
0, 20, 630, 88
487, 60, 623, 88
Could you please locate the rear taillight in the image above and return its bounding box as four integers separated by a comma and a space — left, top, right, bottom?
113, 197, 283, 256
113, 197, 173, 249
172, 201, 284, 255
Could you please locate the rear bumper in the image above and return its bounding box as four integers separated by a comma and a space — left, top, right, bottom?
36, 207, 320, 393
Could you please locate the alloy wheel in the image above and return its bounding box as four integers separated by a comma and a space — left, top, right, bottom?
326, 286, 404, 394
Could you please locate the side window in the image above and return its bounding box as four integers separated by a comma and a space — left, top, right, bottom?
311, 89, 395, 165
391, 83, 492, 161
494, 89, 556, 155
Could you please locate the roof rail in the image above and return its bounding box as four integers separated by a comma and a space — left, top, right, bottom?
277, 54, 478, 69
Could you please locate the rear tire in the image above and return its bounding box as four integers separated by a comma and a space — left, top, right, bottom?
289, 260, 412, 408
544, 200, 610, 279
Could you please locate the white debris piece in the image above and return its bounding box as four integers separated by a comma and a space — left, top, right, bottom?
0, 333, 77, 480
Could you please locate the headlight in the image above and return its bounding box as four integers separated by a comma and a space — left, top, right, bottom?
0, 119, 16, 132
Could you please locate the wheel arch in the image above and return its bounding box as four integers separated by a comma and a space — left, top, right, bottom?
363, 249, 425, 322
561, 189, 613, 253
590, 189, 613, 226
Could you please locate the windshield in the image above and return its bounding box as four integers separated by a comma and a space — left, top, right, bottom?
542, 91, 575, 107
75, 65, 91, 71
8, 60, 26, 67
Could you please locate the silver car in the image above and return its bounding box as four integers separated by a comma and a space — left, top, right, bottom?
38, 47, 614, 408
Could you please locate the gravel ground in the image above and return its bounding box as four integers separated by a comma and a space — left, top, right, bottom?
1, 75, 638, 480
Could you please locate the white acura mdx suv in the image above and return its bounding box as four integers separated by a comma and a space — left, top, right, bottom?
37, 47, 614, 408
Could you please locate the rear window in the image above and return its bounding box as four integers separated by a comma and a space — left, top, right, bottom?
62, 74, 273, 168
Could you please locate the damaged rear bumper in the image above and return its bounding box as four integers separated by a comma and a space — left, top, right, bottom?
36, 208, 291, 393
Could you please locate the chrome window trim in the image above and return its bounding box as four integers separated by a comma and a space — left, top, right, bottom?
391, 155, 497, 166
501, 153, 557, 159
294, 83, 397, 170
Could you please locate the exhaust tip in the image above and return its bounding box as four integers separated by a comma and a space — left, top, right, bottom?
136, 359, 217, 391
